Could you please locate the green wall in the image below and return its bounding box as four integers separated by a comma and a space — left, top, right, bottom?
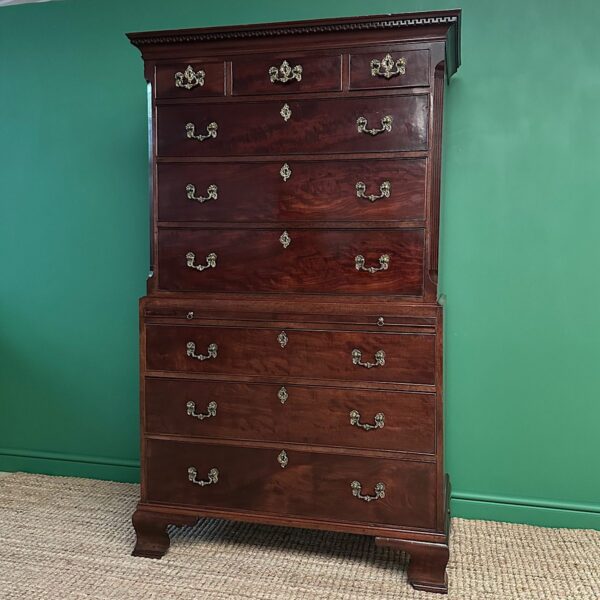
1, 0, 599, 529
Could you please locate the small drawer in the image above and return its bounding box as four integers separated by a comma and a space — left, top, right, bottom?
144, 322, 435, 385
157, 228, 425, 296
156, 94, 429, 157
145, 438, 437, 529
232, 53, 342, 95
350, 48, 430, 90
155, 62, 225, 98
157, 158, 426, 224
145, 378, 436, 454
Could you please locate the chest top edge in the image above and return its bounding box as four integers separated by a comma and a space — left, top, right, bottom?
127, 10, 461, 77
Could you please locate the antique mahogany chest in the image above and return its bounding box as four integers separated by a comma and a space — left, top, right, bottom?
128, 10, 461, 594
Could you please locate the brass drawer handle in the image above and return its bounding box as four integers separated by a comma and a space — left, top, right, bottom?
350, 410, 385, 431
356, 115, 393, 136
351, 480, 386, 502
175, 65, 205, 89
188, 467, 219, 486
269, 60, 302, 84
352, 348, 385, 369
187, 400, 217, 420
356, 181, 391, 202
186, 251, 217, 271
186, 342, 218, 361
186, 121, 218, 141
355, 254, 390, 273
370, 53, 406, 79
186, 183, 218, 203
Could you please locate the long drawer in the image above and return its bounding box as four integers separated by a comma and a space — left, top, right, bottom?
145, 438, 437, 529
156, 94, 429, 156
145, 378, 436, 453
145, 323, 435, 385
157, 158, 426, 223
157, 228, 424, 296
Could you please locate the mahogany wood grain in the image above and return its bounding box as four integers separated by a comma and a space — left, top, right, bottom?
136, 500, 448, 543
145, 322, 435, 384
129, 10, 460, 593
144, 378, 436, 453
157, 158, 426, 223
157, 94, 429, 157
128, 12, 461, 69
131, 507, 197, 558
375, 474, 450, 593
145, 438, 437, 529
376, 537, 449, 593
155, 62, 226, 98
232, 52, 342, 95
157, 228, 424, 296
428, 55, 446, 290
142, 300, 438, 333
141, 295, 441, 320
350, 48, 430, 90
146, 314, 435, 333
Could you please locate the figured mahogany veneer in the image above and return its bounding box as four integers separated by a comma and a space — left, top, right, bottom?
156, 62, 226, 98
157, 228, 425, 295
157, 158, 427, 223
144, 378, 436, 453
232, 52, 342, 95
145, 322, 435, 384
157, 95, 429, 157
129, 10, 460, 594
145, 438, 437, 529
350, 47, 430, 90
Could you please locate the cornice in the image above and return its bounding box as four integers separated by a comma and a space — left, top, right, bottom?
127, 11, 460, 48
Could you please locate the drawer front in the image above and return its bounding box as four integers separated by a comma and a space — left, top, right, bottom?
145, 439, 437, 529
157, 158, 426, 223
145, 378, 436, 454
145, 324, 435, 385
157, 95, 429, 156
350, 48, 430, 90
156, 62, 226, 98
157, 228, 424, 296
233, 53, 342, 95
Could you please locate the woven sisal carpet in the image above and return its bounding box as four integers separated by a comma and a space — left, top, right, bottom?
0, 473, 598, 599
